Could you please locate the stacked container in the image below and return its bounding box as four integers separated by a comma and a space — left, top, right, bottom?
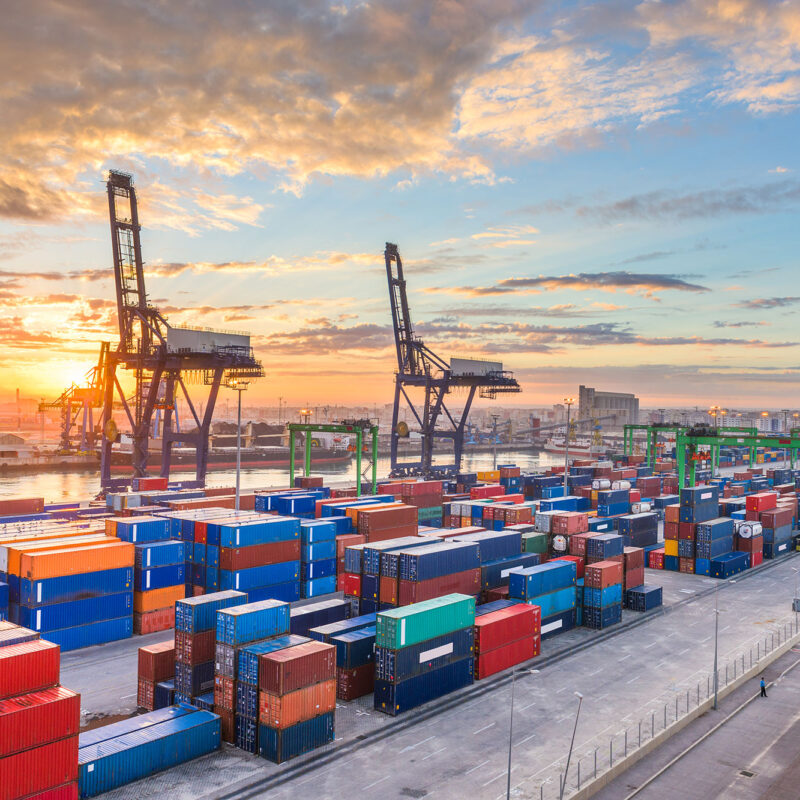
474, 602, 540, 679
395, 541, 481, 605
133, 539, 186, 633
216, 517, 301, 602
617, 512, 658, 548
508, 562, 578, 639
7, 535, 135, 651
214, 599, 291, 750
356, 504, 419, 542
374, 594, 475, 715
137, 640, 176, 711
452, 530, 540, 593
174, 591, 247, 705
583, 561, 624, 629
258, 639, 336, 761
299, 520, 337, 598
401, 481, 444, 527
0, 632, 80, 800
309, 614, 377, 700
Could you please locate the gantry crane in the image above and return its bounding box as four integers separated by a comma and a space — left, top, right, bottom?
384, 242, 520, 477
100, 171, 263, 489
39, 343, 109, 453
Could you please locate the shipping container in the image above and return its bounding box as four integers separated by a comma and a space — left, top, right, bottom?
0, 734, 78, 800
174, 590, 247, 633
257, 710, 334, 763
0, 639, 60, 698
475, 636, 539, 679
336, 662, 374, 700
259, 679, 336, 728
18, 567, 133, 607
237, 635, 311, 687
259, 640, 336, 694
17, 591, 133, 633
376, 594, 475, 650
374, 627, 474, 682
474, 604, 540, 653
138, 640, 175, 683
216, 599, 290, 646
218, 540, 300, 572
0, 685, 80, 758
374, 656, 473, 715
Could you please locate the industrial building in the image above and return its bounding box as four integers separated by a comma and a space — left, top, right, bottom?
578, 385, 639, 425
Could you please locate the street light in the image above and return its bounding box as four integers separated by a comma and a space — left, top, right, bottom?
792, 567, 799, 629
506, 668, 540, 800
713, 579, 735, 710
563, 398, 575, 497
224, 377, 250, 511
560, 691, 583, 800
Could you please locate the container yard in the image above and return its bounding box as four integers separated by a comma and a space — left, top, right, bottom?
1, 447, 799, 799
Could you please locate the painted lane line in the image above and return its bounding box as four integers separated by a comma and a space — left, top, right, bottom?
626, 675, 640, 684
362, 776, 390, 790
721, 625, 730, 632
400, 735, 435, 753
520, 701, 537, 711
678, 648, 690, 655
516, 733, 537, 746
644, 641, 657, 648
482, 771, 508, 788
422, 747, 447, 761
466, 759, 490, 775
619, 654, 631, 661
556, 687, 567, 694
473, 722, 496, 735
120, 693, 136, 699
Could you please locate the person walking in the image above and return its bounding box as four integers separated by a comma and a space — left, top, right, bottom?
760, 676, 767, 698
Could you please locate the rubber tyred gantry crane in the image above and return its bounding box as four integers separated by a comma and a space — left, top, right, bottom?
384, 242, 520, 478
100, 171, 263, 489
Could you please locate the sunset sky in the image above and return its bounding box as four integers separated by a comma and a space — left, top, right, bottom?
1, 0, 798, 409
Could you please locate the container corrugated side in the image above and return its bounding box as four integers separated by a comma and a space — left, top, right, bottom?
174, 590, 247, 633
259, 679, 336, 728
18, 542, 135, 581
78, 710, 220, 797
474, 604, 540, 653
216, 599, 291, 646
376, 593, 475, 649
78, 703, 197, 748
19, 567, 133, 607
16, 592, 133, 632
0, 734, 78, 800
42, 616, 133, 652
0, 685, 80, 757
0, 639, 60, 699
259, 641, 336, 694
375, 627, 474, 682
257, 710, 334, 763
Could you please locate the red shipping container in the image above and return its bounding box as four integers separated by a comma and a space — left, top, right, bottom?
0, 497, 44, 516
664, 522, 679, 541
342, 573, 361, 597
470, 485, 505, 500
550, 555, 584, 579
475, 635, 540, 680
736, 535, 763, 555
336, 534, 366, 558
215, 706, 235, 743
19, 784, 79, 800
336, 663, 374, 701
259, 641, 336, 694
219, 540, 300, 571
665, 505, 680, 524
401, 481, 444, 498
485, 586, 510, 602
569, 533, 598, 557
137, 678, 155, 710
746, 492, 777, 513
678, 523, 696, 540
584, 561, 623, 589
137, 640, 175, 683
474, 604, 540, 653
648, 549, 664, 569
134, 608, 175, 635
679, 558, 695, 574
363, 524, 418, 543
751, 551, 764, 567
175, 629, 215, 666
0, 735, 78, 800
624, 565, 645, 591
499, 466, 521, 478
378, 575, 397, 605
629, 489, 641, 503
552, 512, 589, 535
760, 507, 794, 528
623, 547, 645, 571
0, 686, 80, 758
0, 640, 60, 700
214, 675, 235, 712
398, 568, 481, 605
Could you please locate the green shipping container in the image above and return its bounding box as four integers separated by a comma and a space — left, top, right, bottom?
376, 593, 475, 649
522, 532, 548, 554
418, 506, 444, 522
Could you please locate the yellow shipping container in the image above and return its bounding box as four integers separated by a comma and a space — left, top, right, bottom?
19, 540, 135, 581
664, 540, 679, 557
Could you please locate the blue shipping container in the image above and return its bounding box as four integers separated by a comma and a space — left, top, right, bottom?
525, 586, 576, 618
258, 710, 334, 763
374, 627, 474, 682
450, 530, 522, 563
79, 703, 197, 748
216, 599, 291, 646
246, 583, 301, 604
331, 626, 376, 668
301, 541, 337, 562
175, 590, 247, 633
217, 517, 300, 548
16, 591, 132, 632
220, 561, 300, 592
300, 520, 337, 543
134, 540, 186, 568
301, 575, 337, 598
300, 559, 336, 580
374, 656, 473, 715
42, 615, 132, 652
624, 585, 663, 612
113, 517, 170, 543
290, 598, 350, 635
135, 564, 185, 592
17, 567, 133, 607
508, 561, 576, 601
540, 609, 576, 640
399, 542, 481, 582
481, 553, 541, 590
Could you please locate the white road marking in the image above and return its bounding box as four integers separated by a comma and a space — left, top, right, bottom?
482, 771, 508, 787
423, 747, 448, 761
644, 641, 657, 648
520, 701, 537, 711
120, 693, 136, 699
619, 654, 631, 661
400, 735, 435, 753
627, 675, 640, 684
473, 722, 496, 735
362, 776, 390, 790
517, 733, 537, 746
466, 759, 490, 775
556, 687, 567, 694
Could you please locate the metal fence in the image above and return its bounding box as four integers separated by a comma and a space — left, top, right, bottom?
528, 612, 800, 799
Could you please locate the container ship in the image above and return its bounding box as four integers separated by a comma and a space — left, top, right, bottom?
543, 437, 608, 458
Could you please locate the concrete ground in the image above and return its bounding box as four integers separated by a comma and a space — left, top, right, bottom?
67, 549, 800, 800
594, 644, 800, 800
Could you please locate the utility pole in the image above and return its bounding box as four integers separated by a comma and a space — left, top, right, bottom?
563, 397, 575, 496
491, 414, 499, 470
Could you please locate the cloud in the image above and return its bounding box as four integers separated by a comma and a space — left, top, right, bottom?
713, 320, 768, 328
770, 167, 790, 174
258, 322, 394, 356
736, 296, 800, 309
430, 303, 625, 319
575, 180, 800, 223
427, 270, 709, 299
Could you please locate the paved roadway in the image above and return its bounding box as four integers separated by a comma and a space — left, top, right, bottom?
78, 550, 800, 800
594, 644, 800, 799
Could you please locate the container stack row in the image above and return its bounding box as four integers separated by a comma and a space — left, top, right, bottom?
299, 520, 338, 598
474, 601, 540, 679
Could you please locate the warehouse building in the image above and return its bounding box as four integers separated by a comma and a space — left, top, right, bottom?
578, 385, 639, 425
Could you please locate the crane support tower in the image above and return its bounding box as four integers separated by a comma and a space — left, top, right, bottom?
384, 242, 520, 478
100, 171, 263, 489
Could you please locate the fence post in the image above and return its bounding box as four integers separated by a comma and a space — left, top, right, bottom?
578, 761, 581, 790
594, 748, 597, 779
675, 695, 678, 720
610, 740, 613, 768
639, 721, 642, 747
651, 711, 654, 739
686, 689, 689, 710
697, 683, 700, 706
725, 664, 728, 685
540, 785, 543, 800
625, 729, 628, 757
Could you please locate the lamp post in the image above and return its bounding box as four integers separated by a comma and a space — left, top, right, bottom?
792, 567, 799, 629
506, 668, 539, 800
225, 377, 250, 511
563, 397, 575, 497
560, 691, 584, 800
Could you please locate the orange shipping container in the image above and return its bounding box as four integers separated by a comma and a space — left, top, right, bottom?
18, 540, 134, 581
259, 679, 336, 729
134, 585, 185, 614
3, 535, 112, 577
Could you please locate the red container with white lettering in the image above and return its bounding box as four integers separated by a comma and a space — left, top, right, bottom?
474, 604, 540, 653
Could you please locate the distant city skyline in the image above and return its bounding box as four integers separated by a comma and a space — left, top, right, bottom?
0, 1, 798, 407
